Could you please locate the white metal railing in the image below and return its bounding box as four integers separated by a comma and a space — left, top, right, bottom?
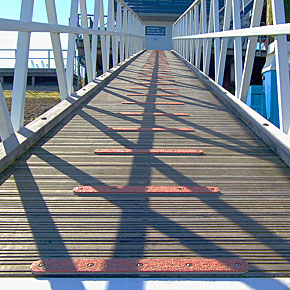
0, 0, 145, 141
172, 0, 290, 135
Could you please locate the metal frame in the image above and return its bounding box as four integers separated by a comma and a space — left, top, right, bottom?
0, 0, 145, 141
173, 0, 290, 135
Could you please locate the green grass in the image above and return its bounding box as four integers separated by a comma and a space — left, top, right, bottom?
4, 90, 61, 100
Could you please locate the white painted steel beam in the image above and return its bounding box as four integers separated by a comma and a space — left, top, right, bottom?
10, 0, 34, 132
66, 0, 79, 96
239, 0, 264, 102
271, 0, 290, 134
232, 0, 243, 97
217, 0, 232, 86
0, 83, 14, 141
91, 0, 101, 79
80, 0, 93, 83
45, 0, 69, 101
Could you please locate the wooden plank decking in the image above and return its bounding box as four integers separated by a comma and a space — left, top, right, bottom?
0, 50, 289, 277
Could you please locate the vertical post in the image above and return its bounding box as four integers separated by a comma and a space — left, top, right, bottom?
127, 11, 132, 57
189, 9, 194, 64
45, 0, 69, 101
212, 0, 220, 81
232, 0, 243, 97
119, 4, 125, 62
271, 0, 290, 134
116, 0, 121, 63
195, 4, 202, 69
239, 0, 264, 102
217, 0, 232, 85
80, 0, 93, 82
10, 0, 34, 132
99, 0, 107, 73
91, 0, 100, 79
0, 83, 14, 140
66, 0, 79, 96
124, 8, 129, 59
201, 0, 207, 73
204, 0, 214, 75
108, 0, 117, 68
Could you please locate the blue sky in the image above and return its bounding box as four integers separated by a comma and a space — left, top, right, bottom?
0, 0, 108, 25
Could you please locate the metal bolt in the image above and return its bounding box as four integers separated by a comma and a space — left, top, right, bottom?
177, 187, 182, 190
186, 263, 192, 267
87, 263, 94, 267
137, 263, 143, 267
235, 263, 241, 267
38, 263, 44, 267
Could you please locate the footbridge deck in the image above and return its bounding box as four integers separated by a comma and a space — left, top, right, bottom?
0, 50, 289, 278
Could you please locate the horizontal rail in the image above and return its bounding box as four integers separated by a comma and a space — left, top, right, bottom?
173, 23, 290, 39
0, 18, 144, 39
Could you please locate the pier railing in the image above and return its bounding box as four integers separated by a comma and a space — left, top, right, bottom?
172, 0, 290, 135
0, 0, 145, 141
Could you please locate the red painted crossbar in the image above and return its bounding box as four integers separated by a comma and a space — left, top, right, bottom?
131, 87, 179, 90
134, 83, 176, 85
122, 101, 184, 105
94, 149, 204, 154
73, 186, 219, 194
107, 127, 195, 131
31, 258, 248, 274
118, 112, 189, 116
127, 93, 179, 96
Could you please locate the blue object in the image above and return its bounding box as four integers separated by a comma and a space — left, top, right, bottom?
262, 70, 282, 128
246, 85, 266, 117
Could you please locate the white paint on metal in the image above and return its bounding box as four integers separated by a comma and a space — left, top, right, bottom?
0, 83, 14, 140
66, 0, 79, 96
45, 0, 69, 101
239, 0, 264, 102
271, 0, 290, 134
80, 0, 93, 82
91, 0, 100, 79
10, 0, 34, 132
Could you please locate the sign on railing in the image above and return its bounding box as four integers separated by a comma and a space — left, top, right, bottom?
0, 0, 145, 141
172, 0, 290, 135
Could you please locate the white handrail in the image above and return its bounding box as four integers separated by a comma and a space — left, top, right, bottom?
172, 0, 290, 135
0, 0, 145, 141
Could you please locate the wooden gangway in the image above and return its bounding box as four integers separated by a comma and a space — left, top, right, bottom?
0, 50, 289, 277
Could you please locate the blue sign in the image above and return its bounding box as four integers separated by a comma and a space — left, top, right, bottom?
145, 26, 166, 36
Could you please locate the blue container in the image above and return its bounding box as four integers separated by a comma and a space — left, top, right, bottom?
246, 85, 266, 117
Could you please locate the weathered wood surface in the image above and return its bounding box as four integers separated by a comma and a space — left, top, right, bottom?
0, 50, 289, 277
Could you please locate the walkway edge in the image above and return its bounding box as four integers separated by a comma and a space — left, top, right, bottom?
172, 50, 290, 167
0, 50, 145, 174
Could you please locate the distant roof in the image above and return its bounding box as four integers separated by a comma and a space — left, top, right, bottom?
123, 0, 194, 15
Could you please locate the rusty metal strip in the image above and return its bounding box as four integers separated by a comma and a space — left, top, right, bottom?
118, 112, 189, 116
94, 149, 203, 154
73, 186, 219, 194
134, 83, 176, 85
31, 258, 248, 274
127, 94, 179, 97
122, 101, 184, 105
130, 88, 179, 90
107, 127, 195, 131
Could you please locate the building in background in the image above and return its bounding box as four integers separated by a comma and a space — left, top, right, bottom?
124, 0, 194, 50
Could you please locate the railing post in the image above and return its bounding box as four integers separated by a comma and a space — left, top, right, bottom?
91, 0, 101, 79
0, 83, 14, 141
239, 0, 264, 102
201, 0, 207, 73
271, 0, 290, 134
66, 0, 79, 96
116, 0, 122, 63
80, 0, 93, 82
212, 0, 220, 81
10, 0, 34, 132
232, 0, 243, 97
99, 0, 107, 73
217, 0, 232, 86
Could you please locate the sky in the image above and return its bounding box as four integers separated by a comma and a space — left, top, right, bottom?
0, 0, 108, 67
